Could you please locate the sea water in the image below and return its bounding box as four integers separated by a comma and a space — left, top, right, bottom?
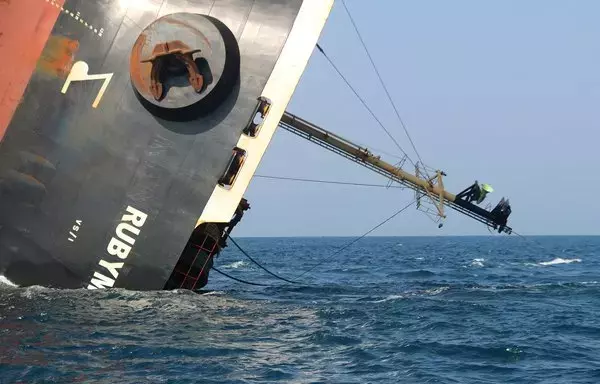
1, 236, 599, 383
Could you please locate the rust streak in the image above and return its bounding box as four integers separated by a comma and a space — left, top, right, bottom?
0, 0, 63, 141
37, 36, 80, 78
130, 33, 152, 95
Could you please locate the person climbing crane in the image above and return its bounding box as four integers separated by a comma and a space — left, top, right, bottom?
456, 180, 494, 205
491, 197, 512, 233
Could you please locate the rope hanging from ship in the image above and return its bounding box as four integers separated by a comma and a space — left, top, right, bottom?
316, 1, 430, 172
227, 235, 304, 285
0, 0, 540, 294
208, 1, 520, 292
339, 0, 430, 177
328, 0, 546, 249
215, 199, 418, 287
285, 1, 513, 232
253, 175, 404, 189
316, 43, 415, 168
216, 2, 520, 287
214, 2, 563, 289
293, 199, 418, 280
217, 201, 567, 288
211, 267, 271, 287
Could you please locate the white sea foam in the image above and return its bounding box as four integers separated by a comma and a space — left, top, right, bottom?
201, 290, 225, 296
373, 295, 404, 303
0, 275, 17, 287
424, 286, 449, 295
471, 258, 485, 267
223, 260, 246, 269
524, 262, 539, 267
539, 258, 582, 266
374, 286, 449, 303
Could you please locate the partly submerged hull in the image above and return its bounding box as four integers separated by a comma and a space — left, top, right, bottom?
0, 0, 333, 290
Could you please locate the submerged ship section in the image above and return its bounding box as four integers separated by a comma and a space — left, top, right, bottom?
0, 0, 333, 290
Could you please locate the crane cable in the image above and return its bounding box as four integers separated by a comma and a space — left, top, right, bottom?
253, 174, 404, 189
214, 199, 418, 286
215, 226, 554, 287
340, 0, 429, 176
315, 43, 415, 168
511, 229, 564, 257
227, 235, 305, 285
211, 266, 271, 286
294, 199, 417, 280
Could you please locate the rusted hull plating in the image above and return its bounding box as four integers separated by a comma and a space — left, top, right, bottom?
0, 0, 64, 140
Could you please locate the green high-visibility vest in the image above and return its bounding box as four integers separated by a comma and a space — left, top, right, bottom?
481, 183, 494, 193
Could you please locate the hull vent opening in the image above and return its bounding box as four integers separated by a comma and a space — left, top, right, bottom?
243, 96, 271, 137
218, 147, 246, 189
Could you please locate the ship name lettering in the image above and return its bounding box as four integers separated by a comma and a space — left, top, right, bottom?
87, 206, 148, 290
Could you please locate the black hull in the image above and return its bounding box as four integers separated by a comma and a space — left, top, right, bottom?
0, 0, 332, 290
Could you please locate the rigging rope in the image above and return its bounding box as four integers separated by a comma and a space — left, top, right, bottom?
315, 43, 415, 166
253, 174, 403, 189
215, 200, 417, 286
227, 235, 305, 285
294, 199, 417, 280
217, 200, 417, 286
341, 0, 429, 175
511, 230, 565, 258
211, 266, 272, 286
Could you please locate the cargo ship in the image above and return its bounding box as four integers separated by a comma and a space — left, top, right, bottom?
0, 0, 512, 291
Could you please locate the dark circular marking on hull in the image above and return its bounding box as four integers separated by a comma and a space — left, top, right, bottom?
130, 13, 240, 121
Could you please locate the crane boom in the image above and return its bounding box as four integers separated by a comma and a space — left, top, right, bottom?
278, 111, 513, 234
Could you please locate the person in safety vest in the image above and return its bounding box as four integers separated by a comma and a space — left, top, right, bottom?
476, 183, 494, 204
463, 181, 493, 204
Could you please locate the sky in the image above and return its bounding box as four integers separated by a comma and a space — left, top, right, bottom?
237, 0, 600, 237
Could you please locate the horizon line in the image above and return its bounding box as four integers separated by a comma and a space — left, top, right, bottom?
231, 234, 599, 238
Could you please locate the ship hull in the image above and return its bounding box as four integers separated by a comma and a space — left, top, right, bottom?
0, 0, 333, 290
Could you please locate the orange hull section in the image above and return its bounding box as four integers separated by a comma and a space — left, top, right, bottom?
0, 0, 62, 140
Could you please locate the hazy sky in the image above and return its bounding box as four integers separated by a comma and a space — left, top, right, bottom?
237, 0, 599, 237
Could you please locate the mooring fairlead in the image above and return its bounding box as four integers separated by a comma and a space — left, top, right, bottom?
140, 40, 204, 101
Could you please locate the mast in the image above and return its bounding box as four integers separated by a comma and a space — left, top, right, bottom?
279, 112, 513, 234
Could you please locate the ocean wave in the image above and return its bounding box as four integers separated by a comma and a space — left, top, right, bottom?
539, 258, 582, 266
471, 258, 485, 267
0, 275, 18, 287
390, 269, 436, 278
423, 286, 450, 295
462, 281, 600, 292
372, 286, 450, 303
1, 237, 598, 383
222, 260, 247, 269
373, 295, 404, 303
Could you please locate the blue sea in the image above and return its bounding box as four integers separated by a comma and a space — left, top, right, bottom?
1, 236, 599, 383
